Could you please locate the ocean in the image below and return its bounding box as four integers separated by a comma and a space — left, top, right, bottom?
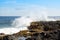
0, 16, 31, 34
0, 16, 58, 34
0, 16, 20, 28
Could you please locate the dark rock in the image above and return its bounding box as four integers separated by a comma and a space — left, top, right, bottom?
27, 21, 60, 40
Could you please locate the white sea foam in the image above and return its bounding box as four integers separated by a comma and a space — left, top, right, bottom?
0, 5, 56, 34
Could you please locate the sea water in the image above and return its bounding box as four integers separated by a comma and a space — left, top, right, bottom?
0, 16, 29, 34
0, 16, 20, 28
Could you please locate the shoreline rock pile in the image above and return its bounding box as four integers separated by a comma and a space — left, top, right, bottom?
27, 21, 60, 40
0, 21, 60, 40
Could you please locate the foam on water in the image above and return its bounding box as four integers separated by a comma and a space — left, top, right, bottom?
0, 5, 56, 34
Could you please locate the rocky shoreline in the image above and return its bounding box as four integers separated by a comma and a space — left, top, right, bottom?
0, 21, 60, 40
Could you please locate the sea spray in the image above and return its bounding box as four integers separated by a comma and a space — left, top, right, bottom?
13, 16, 34, 28
0, 5, 56, 34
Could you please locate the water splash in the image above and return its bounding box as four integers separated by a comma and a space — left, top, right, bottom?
0, 5, 56, 34
13, 16, 34, 27
11, 5, 56, 34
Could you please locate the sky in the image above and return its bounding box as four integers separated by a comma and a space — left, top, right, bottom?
0, 0, 60, 34
0, 0, 60, 16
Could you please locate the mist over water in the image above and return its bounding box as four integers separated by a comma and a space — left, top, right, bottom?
0, 5, 56, 34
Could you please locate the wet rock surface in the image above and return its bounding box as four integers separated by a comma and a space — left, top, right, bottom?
1, 21, 60, 40
27, 21, 60, 40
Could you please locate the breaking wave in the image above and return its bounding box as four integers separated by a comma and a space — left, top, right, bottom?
0, 5, 56, 34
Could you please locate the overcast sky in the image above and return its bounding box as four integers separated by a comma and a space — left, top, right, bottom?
0, 0, 60, 16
